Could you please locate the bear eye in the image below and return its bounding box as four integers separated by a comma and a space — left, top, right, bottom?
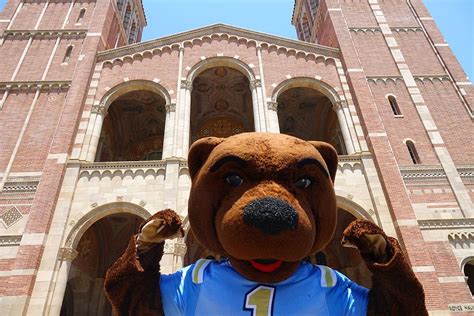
225, 173, 243, 187
295, 176, 312, 189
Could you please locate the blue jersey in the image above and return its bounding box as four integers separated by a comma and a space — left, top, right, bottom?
160, 259, 368, 315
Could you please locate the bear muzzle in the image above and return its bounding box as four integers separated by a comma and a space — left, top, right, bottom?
243, 197, 298, 235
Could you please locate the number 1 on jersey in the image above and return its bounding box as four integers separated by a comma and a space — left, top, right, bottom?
244, 285, 275, 316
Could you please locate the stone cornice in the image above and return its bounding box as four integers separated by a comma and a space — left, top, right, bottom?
97, 23, 340, 62
1, 29, 87, 40
400, 165, 473, 182
0, 235, 22, 246
418, 218, 474, 230
78, 160, 167, 179
366, 75, 450, 84
348, 26, 423, 34
0, 81, 71, 91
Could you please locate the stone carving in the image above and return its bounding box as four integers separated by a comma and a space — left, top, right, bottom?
267, 101, 278, 111
0, 206, 23, 228
165, 103, 176, 113
59, 247, 79, 261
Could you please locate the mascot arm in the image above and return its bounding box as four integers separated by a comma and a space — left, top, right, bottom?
342, 220, 428, 316
104, 209, 183, 316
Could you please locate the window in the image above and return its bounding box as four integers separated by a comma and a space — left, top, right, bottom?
123, 5, 131, 31
406, 140, 420, 164
388, 95, 402, 116
142, 150, 162, 161
63, 45, 73, 64
117, 0, 124, 12
76, 8, 86, 24
129, 22, 137, 44
309, 0, 319, 16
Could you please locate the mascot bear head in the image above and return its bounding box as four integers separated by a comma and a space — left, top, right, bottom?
187, 132, 338, 283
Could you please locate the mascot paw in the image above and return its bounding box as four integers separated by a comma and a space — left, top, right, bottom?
137, 209, 184, 252
341, 219, 390, 263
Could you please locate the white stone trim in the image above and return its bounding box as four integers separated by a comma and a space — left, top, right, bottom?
412, 265, 436, 273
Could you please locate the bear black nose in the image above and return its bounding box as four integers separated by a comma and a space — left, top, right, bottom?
243, 197, 298, 235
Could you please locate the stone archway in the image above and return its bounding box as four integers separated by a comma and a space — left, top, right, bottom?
462, 257, 474, 295
189, 66, 254, 144
271, 77, 356, 154
96, 89, 167, 162
60, 212, 142, 315
277, 86, 346, 154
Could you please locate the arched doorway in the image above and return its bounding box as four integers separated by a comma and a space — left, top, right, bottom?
190, 66, 254, 143
96, 89, 167, 161
463, 258, 474, 295
277, 87, 347, 154
60, 213, 142, 315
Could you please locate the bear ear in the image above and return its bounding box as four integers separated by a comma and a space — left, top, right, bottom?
308, 141, 338, 183
188, 137, 225, 179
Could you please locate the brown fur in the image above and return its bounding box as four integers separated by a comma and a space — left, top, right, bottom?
105, 133, 427, 315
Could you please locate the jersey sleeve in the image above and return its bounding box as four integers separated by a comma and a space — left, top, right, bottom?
160, 265, 193, 315
321, 266, 369, 315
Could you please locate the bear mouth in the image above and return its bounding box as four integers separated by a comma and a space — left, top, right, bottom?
248, 259, 283, 273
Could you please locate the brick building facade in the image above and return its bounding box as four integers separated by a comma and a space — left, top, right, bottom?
0, 0, 472, 314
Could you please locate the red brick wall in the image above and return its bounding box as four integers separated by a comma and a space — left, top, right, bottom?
37, 1, 69, 29
0, 39, 28, 81
368, 80, 439, 165
11, 91, 67, 172
418, 80, 474, 164
9, 1, 44, 29
377, 0, 419, 27
0, 92, 35, 171
15, 38, 55, 81
394, 30, 445, 75
351, 31, 399, 76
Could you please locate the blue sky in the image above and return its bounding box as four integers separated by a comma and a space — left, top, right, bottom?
0, 0, 472, 79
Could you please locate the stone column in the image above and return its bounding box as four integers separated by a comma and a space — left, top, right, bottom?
46, 247, 78, 316
333, 101, 355, 154
85, 104, 106, 162
250, 79, 264, 132
162, 103, 176, 159
175, 79, 192, 158
182, 80, 192, 157
266, 101, 280, 133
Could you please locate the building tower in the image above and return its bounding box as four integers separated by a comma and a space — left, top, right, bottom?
293, 0, 474, 312
0, 0, 145, 314
0, 0, 472, 314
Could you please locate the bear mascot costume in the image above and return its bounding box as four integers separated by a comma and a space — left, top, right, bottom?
104, 133, 427, 315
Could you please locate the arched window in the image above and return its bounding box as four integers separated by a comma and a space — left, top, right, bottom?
406, 140, 421, 164
123, 5, 131, 31
117, 0, 124, 12
388, 95, 402, 116
63, 45, 73, 64
76, 8, 86, 24
129, 22, 137, 44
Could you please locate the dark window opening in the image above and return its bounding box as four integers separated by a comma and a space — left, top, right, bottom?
76, 8, 86, 24
388, 96, 402, 116
406, 141, 421, 164
63, 46, 73, 64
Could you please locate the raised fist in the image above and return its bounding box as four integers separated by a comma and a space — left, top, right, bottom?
137, 209, 184, 253
341, 219, 391, 263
